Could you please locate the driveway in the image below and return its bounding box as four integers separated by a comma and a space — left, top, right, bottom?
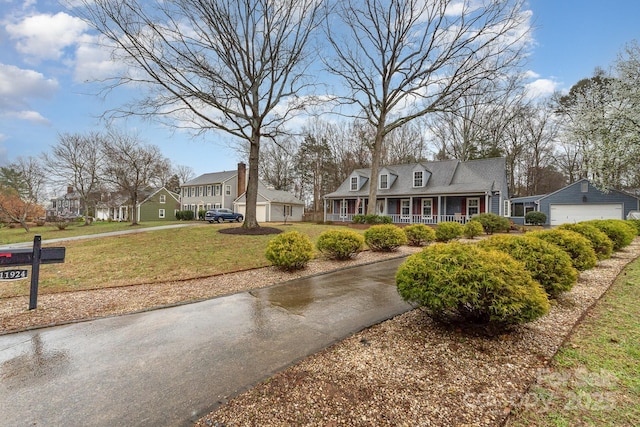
0, 258, 411, 426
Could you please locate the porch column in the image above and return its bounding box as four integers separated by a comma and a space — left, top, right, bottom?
410, 196, 413, 223
485, 193, 490, 214
323, 199, 327, 222
438, 195, 442, 223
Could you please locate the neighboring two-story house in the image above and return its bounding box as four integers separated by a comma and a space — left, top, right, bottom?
324, 157, 509, 224
180, 163, 247, 217
46, 186, 82, 220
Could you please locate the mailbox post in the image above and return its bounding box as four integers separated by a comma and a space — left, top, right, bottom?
0, 235, 66, 310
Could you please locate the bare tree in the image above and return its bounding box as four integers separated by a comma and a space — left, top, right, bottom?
174, 165, 195, 187
324, 0, 530, 214
0, 157, 46, 232
76, 0, 324, 228
260, 136, 299, 191
42, 132, 106, 225
101, 130, 169, 225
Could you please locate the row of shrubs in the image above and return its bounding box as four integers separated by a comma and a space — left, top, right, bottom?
264, 217, 639, 329
397, 218, 638, 327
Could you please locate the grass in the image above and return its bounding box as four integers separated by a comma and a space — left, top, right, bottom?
506, 255, 640, 426
0, 222, 354, 298
0, 220, 185, 245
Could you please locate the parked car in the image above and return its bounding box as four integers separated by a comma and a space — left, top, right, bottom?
205, 208, 244, 223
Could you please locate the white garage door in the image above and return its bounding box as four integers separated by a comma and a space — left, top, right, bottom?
236, 204, 268, 222
550, 204, 623, 226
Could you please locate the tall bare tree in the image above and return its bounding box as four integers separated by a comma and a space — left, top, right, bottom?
42, 132, 106, 225
101, 130, 169, 225
76, 0, 324, 228
324, 0, 530, 214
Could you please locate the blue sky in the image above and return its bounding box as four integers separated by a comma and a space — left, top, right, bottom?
1, 1, 639, 182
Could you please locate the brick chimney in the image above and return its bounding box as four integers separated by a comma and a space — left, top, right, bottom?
67, 186, 74, 194
237, 162, 246, 198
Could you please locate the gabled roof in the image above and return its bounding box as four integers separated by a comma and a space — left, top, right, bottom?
325, 157, 506, 198
183, 170, 237, 186
138, 187, 180, 205
235, 182, 304, 205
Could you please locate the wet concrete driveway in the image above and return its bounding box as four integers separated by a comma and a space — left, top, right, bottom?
0, 258, 411, 426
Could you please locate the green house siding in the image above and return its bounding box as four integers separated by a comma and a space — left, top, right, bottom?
138, 189, 180, 221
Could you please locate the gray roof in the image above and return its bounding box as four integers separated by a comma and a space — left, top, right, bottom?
325, 157, 507, 198
183, 170, 237, 186
236, 182, 304, 205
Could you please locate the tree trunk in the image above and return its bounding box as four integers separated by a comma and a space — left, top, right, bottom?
243, 129, 261, 229
366, 124, 386, 216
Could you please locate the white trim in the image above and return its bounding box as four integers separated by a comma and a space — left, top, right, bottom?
467, 197, 480, 217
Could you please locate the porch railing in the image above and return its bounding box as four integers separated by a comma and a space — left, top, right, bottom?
325, 213, 470, 224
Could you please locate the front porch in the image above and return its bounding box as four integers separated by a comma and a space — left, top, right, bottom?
324, 194, 491, 225
325, 213, 472, 224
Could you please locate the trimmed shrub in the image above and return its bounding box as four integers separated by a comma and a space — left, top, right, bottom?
176, 210, 195, 221
352, 214, 365, 224
525, 211, 547, 226
558, 223, 613, 260
396, 242, 550, 326
463, 220, 484, 239
470, 213, 510, 234
265, 231, 314, 270
627, 219, 640, 235
365, 214, 392, 224
584, 219, 636, 250
435, 221, 464, 242
316, 229, 365, 260
198, 209, 207, 220
364, 224, 407, 251
477, 235, 578, 297
404, 224, 436, 246
528, 229, 597, 271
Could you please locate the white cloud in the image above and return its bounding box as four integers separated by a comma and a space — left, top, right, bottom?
73, 34, 126, 82
6, 11, 89, 63
525, 78, 560, 99
0, 63, 58, 122
4, 110, 51, 125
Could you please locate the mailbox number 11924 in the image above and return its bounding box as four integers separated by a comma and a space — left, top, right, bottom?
0, 269, 28, 280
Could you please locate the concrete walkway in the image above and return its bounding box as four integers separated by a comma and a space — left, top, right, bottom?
0, 258, 411, 426
0, 223, 200, 249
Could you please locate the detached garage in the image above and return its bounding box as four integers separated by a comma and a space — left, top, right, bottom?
510, 179, 640, 226
234, 181, 305, 223
549, 203, 623, 226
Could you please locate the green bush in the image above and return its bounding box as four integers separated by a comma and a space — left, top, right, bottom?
404, 224, 436, 246
198, 209, 207, 220
558, 223, 613, 260
477, 235, 578, 297
528, 229, 597, 271
435, 221, 464, 242
584, 219, 636, 250
463, 220, 484, 239
352, 214, 365, 224
525, 211, 547, 226
627, 219, 640, 235
470, 212, 511, 234
265, 231, 314, 270
364, 224, 407, 251
365, 214, 392, 224
176, 210, 195, 221
316, 229, 365, 260
396, 242, 550, 326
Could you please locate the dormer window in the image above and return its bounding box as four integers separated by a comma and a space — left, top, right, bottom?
413, 171, 424, 187
379, 174, 389, 189
350, 176, 358, 191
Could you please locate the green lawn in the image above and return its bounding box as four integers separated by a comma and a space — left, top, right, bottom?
506, 255, 640, 426
0, 222, 353, 298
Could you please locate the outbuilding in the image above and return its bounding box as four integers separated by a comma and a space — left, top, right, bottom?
510, 179, 640, 226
